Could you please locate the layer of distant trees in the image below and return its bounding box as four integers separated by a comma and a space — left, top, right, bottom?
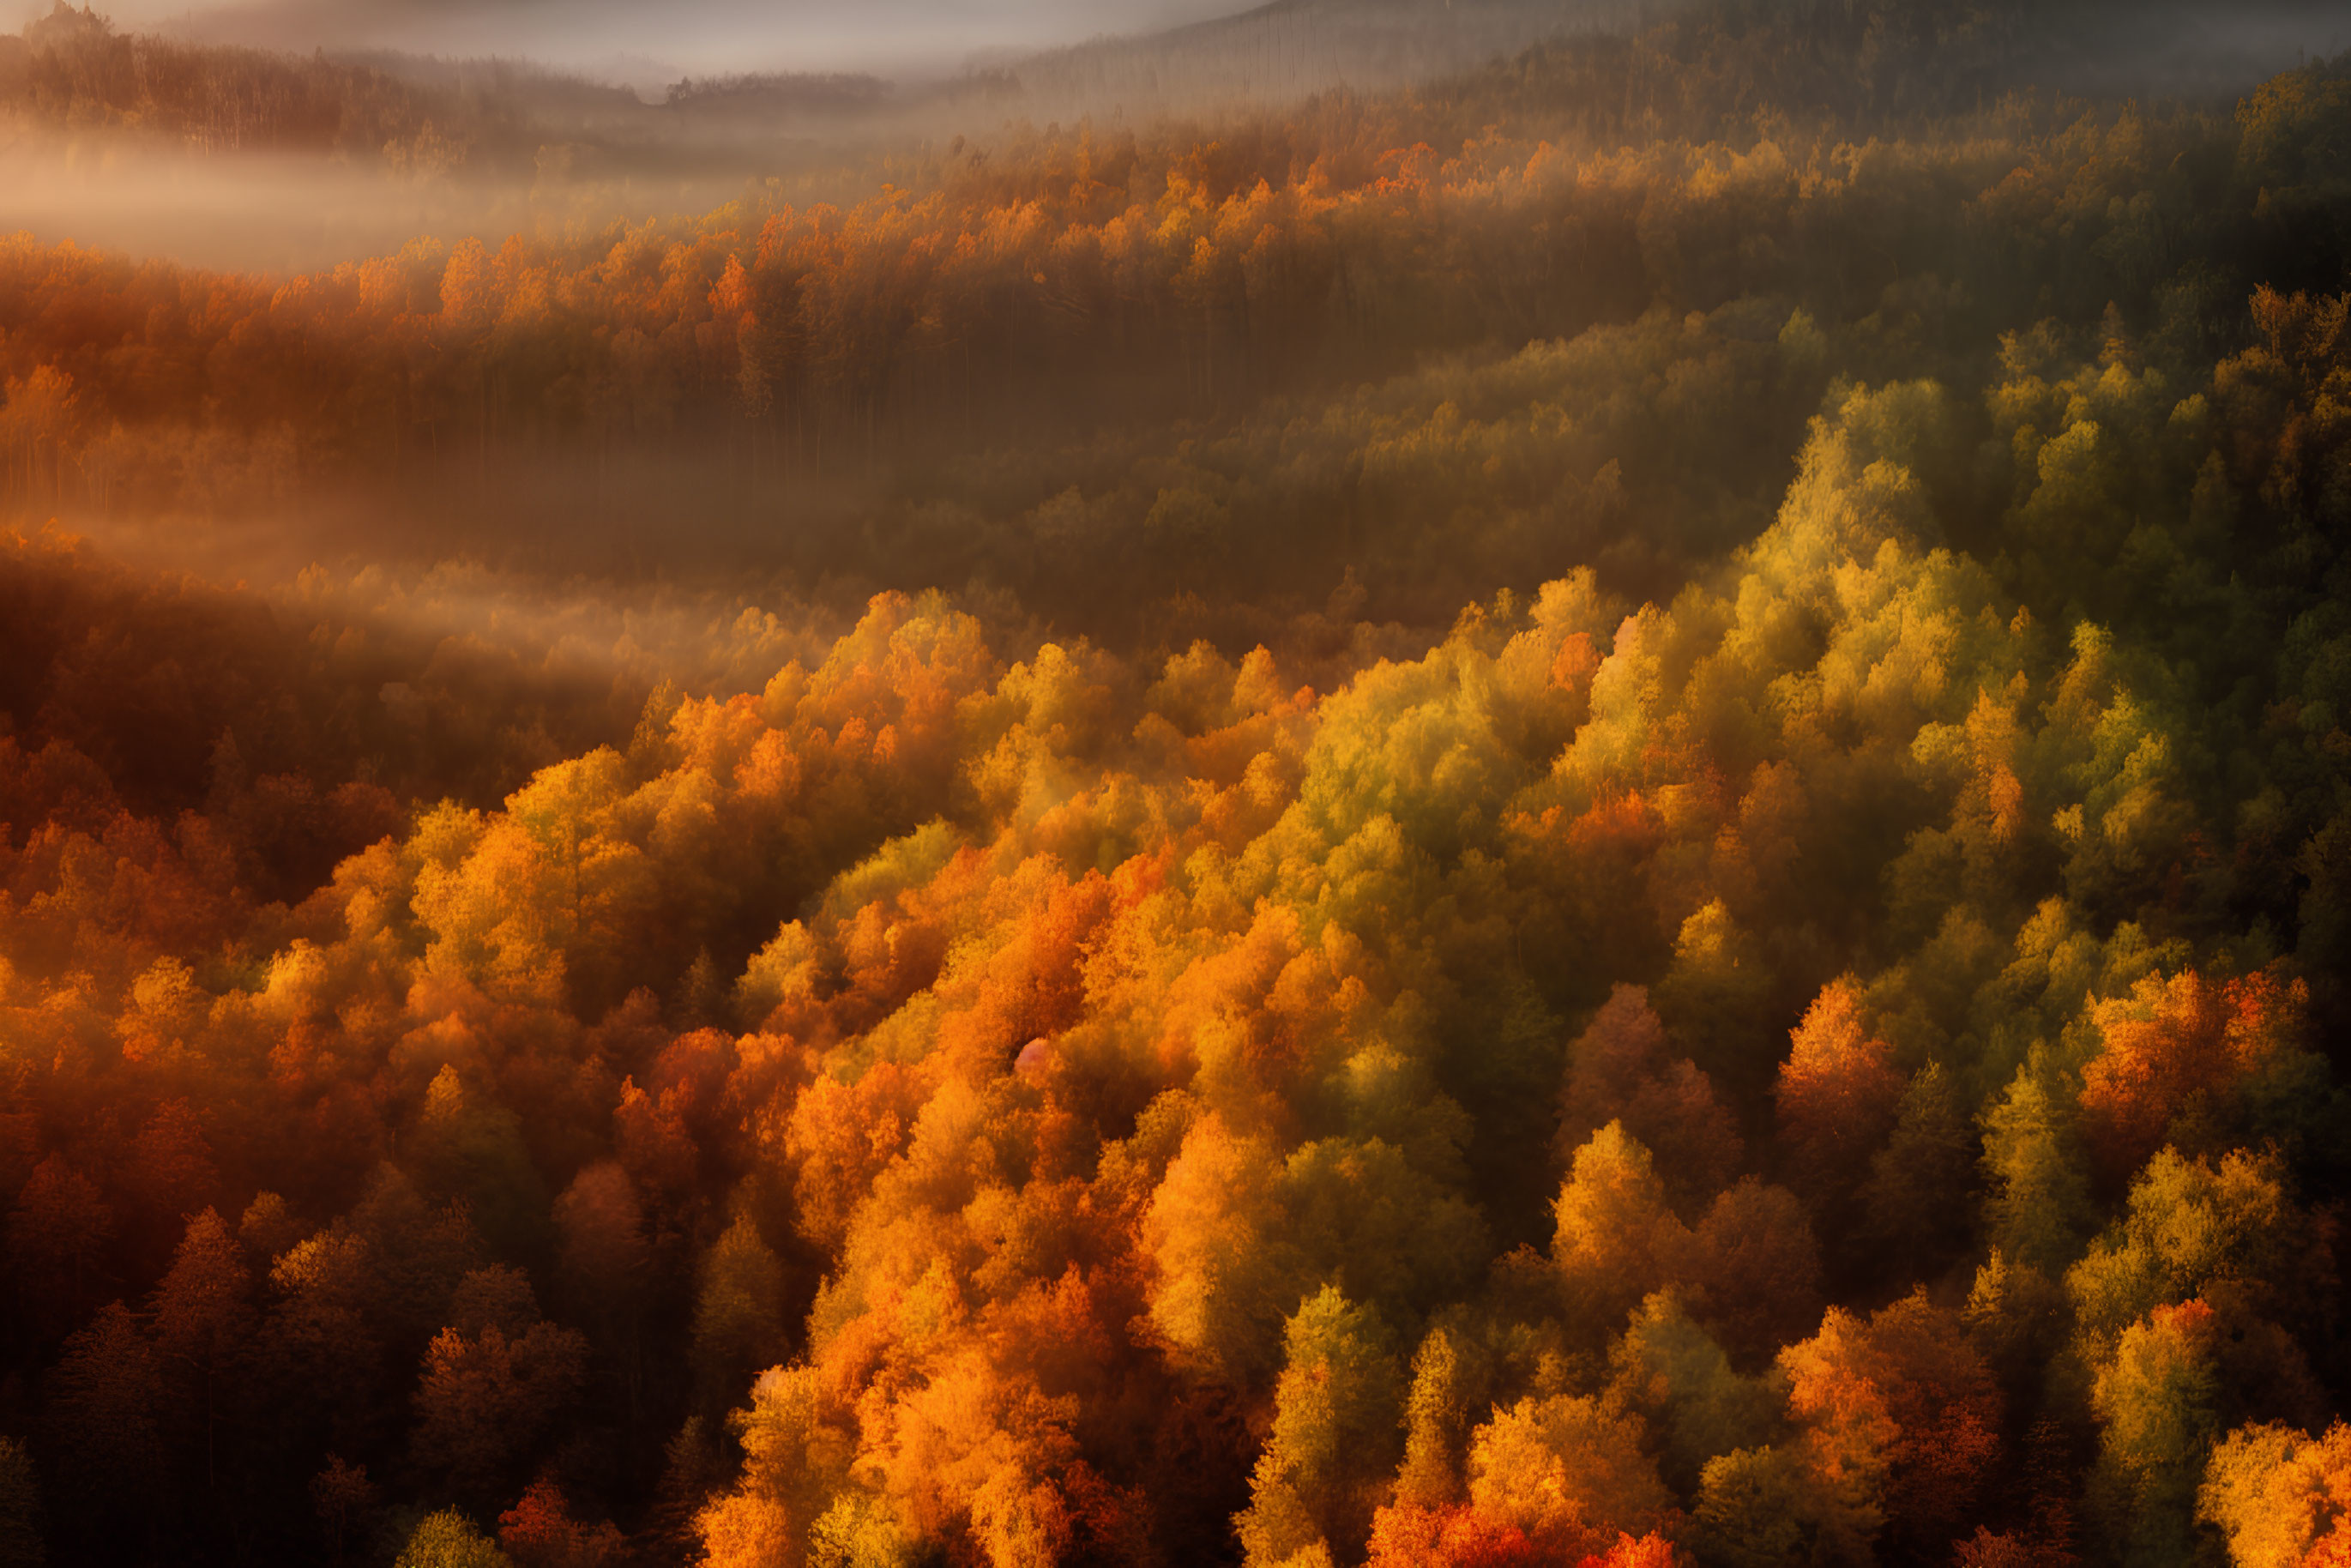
0, 1, 2349, 1565
0, 3, 578, 166
1, 0, 2345, 629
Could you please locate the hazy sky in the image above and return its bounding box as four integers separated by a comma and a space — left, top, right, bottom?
76, 0, 1260, 83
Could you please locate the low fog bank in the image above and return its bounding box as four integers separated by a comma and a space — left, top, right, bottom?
0, 510, 1444, 850
0, 148, 558, 274
50, 445, 1492, 684
0, 143, 875, 273
3, 0, 2343, 274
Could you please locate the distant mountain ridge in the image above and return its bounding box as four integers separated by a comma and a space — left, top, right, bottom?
988, 0, 1659, 116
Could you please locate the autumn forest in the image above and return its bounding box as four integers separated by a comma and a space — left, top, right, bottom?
3, 0, 2351, 1564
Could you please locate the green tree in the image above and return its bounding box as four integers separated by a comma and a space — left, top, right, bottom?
691, 1214, 789, 1413
1554, 1122, 1692, 1339
395, 1509, 515, 1568
1395, 1326, 1474, 1511
408, 1067, 551, 1262
1980, 1045, 2095, 1276
1610, 1293, 1780, 1495
1858, 1062, 1978, 1283
2088, 1300, 2222, 1568
1236, 1286, 1405, 1568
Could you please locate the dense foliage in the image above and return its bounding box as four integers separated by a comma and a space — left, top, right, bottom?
3, 2, 2351, 1566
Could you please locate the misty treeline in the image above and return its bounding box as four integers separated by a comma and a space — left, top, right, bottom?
2, 0, 2346, 624
3, 2, 2351, 1568
0, 2, 650, 170
0, 3, 942, 181
0, 0, 2182, 178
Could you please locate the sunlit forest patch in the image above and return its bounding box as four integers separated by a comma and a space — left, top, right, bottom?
2, 0, 2350, 1565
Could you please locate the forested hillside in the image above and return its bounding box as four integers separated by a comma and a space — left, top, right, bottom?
0, 2, 639, 165
5, 0, 2347, 622
3, 1, 2351, 1565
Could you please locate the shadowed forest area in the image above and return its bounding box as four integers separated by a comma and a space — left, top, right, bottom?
4, 0, 2351, 1565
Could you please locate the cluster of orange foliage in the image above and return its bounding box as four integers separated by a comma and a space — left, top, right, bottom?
1, 269, 2348, 1560
1, 5, 2350, 1567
